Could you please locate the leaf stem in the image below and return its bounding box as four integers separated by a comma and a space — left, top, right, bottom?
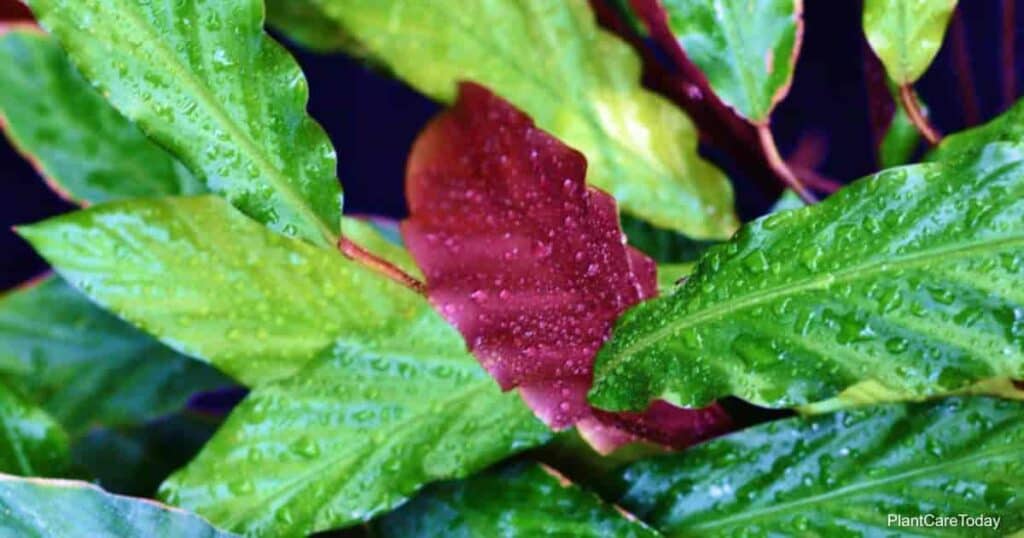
756, 124, 818, 204
338, 237, 426, 294
897, 84, 941, 145
1003, 0, 1017, 107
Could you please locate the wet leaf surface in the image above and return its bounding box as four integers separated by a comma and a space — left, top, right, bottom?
592, 141, 1024, 412
613, 397, 1024, 537
403, 83, 731, 451
26, 0, 341, 244
376, 463, 660, 538
863, 0, 958, 84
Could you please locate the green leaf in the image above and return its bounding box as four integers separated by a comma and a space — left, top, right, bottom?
656, 0, 802, 122
17, 196, 443, 386
0, 276, 230, 436
375, 463, 660, 538
880, 98, 923, 168
863, 0, 958, 84
265, 0, 358, 53
0, 473, 238, 537
26, 0, 342, 245
622, 215, 717, 265
159, 342, 549, 536
613, 397, 1024, 536
656, 263, 696, 295
0, 380, 70, 477
591, 141, 1024, 412
305, 0, 737, 240
768, 189, 805, 214
0, 28, 204, 204
931, 98, 1024, 163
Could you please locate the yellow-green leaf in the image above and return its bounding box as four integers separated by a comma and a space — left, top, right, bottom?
863, 0, 958, 84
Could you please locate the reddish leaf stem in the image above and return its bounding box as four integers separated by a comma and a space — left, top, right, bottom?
898, 84, 941, 145
755, 124, 818, 204
950, 11, 981, 125
338, 237, 426, 294
1003, 0, 1017, 107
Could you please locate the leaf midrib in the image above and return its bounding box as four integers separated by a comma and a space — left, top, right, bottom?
686, 442, 1019, 531
96, 1, 336, 244
608, 233, 1024, 368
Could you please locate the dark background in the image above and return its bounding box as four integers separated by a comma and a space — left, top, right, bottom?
2, 1, 1019, 290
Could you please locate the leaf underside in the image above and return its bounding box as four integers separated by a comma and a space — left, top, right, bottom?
402, 83, 732, 452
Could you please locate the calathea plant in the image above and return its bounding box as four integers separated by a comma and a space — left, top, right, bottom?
0, 0, 1022, 536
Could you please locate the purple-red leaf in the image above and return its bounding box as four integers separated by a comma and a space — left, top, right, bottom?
402, 82, 731, 452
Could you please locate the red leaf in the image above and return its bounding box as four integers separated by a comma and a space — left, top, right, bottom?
402, 82, 731, 452
0, 1, 31, 22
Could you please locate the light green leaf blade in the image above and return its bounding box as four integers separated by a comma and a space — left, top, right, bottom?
0, 276, 230, 436
376, 463, 660, 538
591, 141, 1024, 412
658, 0, 802, 122
613, 397, 1024, 536
16, 196, 444, 386
0, 473, 238, 537
307, 0, 736, 240
0, 28, 204, 204
863, 0, 958, 84
26, 0, 342, 245
160, 342, 548, 536
0, 380, 69, 478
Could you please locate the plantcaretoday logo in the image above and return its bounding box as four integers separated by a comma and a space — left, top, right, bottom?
887, 513, 1001, 531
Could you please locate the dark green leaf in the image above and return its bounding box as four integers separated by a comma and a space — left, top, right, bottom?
930, 98, 1024, 163
26, 0, 342, 245
863, 0, 958, 84
591, 141, 1024, 412
654, 0, 802, 122
621, 215, 717, 265
72, 411, 222, 498
159, 342, 549, 536
614, 397, 1024, 537
303, 0, 737, 240
0, 380, 69, 477
265, 0, 357, 53
0, 473, 237, 537
0, 276, 230, 436
375, 463, 660, 538
17, 196, 443, 386
0, 28, 204, 204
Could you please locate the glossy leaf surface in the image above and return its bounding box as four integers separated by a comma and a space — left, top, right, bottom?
18, 197, 444, 386
863, 0, 958, 84
0, 29, 204, 205
592, 141, 1024, 412
614, 397, 1024, 536
403, 84, 731, 451
0, 474, 237, 537
644, 0, 803, 122
0, 380, 69, 477
0, 276, 229, 435
159, 342, 549, 536
26, 0, 342, 245
377, 463, 660, 538
307, 0, 736, 239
